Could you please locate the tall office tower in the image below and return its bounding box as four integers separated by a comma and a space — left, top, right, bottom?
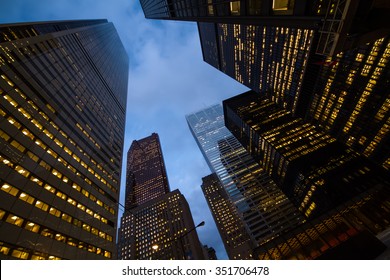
140, 1, 389, 116
186, 104, 303, 259
124, 133, 170, 210
118, 133, 204, 260
198, 23, 315, 115
201, 173, 252, 259
140, 0, 389, 56
253, 181, 390, 259
306, 36, 390, 170
223, 90, 390, 219
0, 20, 128, 260
118, 189, 204, 260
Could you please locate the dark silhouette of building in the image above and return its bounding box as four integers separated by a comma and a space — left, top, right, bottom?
203, 244, 217, 260
117, 133, 204, 260
0, 20, 128, 259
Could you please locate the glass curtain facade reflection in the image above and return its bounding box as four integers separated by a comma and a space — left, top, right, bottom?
0, 20, 128, 259
186, 104, 303, 259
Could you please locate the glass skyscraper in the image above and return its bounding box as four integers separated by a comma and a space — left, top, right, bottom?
0, 20, 128, 259
186, 104, 303, 259
223, 90, 390, 220
118, 133, 204, 260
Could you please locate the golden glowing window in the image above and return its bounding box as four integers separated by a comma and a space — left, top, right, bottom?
18, 107, 31, 119
25, 222, 40, 233
8, 116, 21, 129
11, 249, 29, 259
1, 183, 18, 196
49, 207, 61, 217
35, 139, 47, 149
6, 215, 24, 227
19, 192, 35, 204
15, 165, 30, 177
72, 183, 81, 191
56, 191, 66, 200
230, 1, 241, 15
35, 200, 49, 211
31, 119, 43, 130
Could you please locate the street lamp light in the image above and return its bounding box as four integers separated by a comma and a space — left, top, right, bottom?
178, 221, 205, 260
150, 221, 205, 260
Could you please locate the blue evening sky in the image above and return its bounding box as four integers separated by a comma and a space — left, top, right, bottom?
0, 0, 248, 260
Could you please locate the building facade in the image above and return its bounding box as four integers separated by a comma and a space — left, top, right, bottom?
253, 181, 390, 259
223, 90, 390, 219
118, 189, 204, 260
124, 133, 170, 210
0, 20, 128, 259
201, 173, 252, 259
186, 104, 303, 259
117, 133, 204, 260
306, 36, 390, 170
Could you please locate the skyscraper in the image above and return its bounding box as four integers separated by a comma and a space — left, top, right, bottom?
306, 36, 390, 170
140, 0, 390, 116
117, 133, 204, 260
0, 20, 128, 259
223, 90, 390, 219
124, 133, 170, 210
201, 173, 253, 259
140, 0, 389, 56
186, 104, 303, 259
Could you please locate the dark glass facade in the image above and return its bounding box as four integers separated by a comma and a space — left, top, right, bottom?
198, 23, 314, 114
118, 133, 204, 260
0, 20, 129, 259
223, 90, 390, 219
306, 36, 390, 170
254, 183, 390, 259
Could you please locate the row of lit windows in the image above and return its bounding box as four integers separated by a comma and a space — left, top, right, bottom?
0, 242, 61, 260
0, 126, 114, 223
0, 98, 116, 216
0, 208, 112, 259
0, 178, 113, 242
0, 73, 118, 191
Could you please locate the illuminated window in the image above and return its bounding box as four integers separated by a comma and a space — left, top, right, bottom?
19, 192, 35, 204
6, 214, 24, 227
1, 183, 18, 196
25, 222, 40, 233
15, 165, 30, 177
11, 249, 29, 259
49, 207, 61, 217
230, 1, 240, 15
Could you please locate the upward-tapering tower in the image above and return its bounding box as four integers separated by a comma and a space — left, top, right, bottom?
125, 133, 170, 210
0, 20, 128, 260
118, 133, 204, 260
